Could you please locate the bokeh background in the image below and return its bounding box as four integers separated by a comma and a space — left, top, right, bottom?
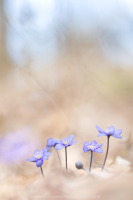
0, 0, 133, 199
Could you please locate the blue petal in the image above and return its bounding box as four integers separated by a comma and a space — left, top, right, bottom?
33, 149, 40, 156
42, 148, 48, 153
68, 134, 74, 142
67, 140, 78, 146
42, 152, 51, 160
54, 139, 61, 144
94, 148, 103, 153
83, 146, 88, 153
71, 141, 78, 145
97, 133, 106, 137
110, 126, 115, 131
42, 151, 51, 159
46, 146, 51, 151
115, 129, 122, 135
68, 140, 73, 146
55, 144, 65, 150
47, 138, 55, 146
112, 134, 122, 139
96, 125, 105, 133
91, 140, 97, 146
27, 156, 37, 162
36, 159, 43, 167
96, 143, 103, 148
43, 156, 48, 160
83, 141, 89, 146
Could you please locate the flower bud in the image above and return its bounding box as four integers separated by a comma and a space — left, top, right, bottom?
75, 161, 83, 170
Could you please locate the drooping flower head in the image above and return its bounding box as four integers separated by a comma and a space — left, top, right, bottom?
96, 125, 122, 139
46, 138, 61, 149
55, 135, 77, 150
83, 140, 103, 153
27, 148, 51, 167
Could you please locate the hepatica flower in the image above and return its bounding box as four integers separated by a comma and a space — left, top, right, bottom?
46, 138, 62, 168
54, 135, 77, 150
96, 125, 122, 139
96, 125, 122, 171
83, 140, 103, 173
27, 148, 51, 177
27, 148, 51, 167
54, 135, 78, 170
83, 140, 103, 153
46, 138, 57, 148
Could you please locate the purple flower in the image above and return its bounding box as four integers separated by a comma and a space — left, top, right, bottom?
27, 148, 51, 167
83, 140, 103, 153
54, 135, 78, 150
46, 138, 61, 149
96, 125, 122, 139
0, 128, 40, 164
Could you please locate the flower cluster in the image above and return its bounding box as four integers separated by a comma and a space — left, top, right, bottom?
27, 134, 77, 173
27, 125, 122, 174
82, 125, 122, 172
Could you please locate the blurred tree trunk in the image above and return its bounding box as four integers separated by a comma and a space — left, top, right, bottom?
0, 0, 12, 78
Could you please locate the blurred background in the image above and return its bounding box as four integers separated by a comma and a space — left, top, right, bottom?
0, 0, 133, 199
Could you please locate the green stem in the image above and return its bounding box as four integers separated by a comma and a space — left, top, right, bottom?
101, 135, 110, 171
40, 166, 44, 177
89, 151, 93, 173
65, 147, 67, 170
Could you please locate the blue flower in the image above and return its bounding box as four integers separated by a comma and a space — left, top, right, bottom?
96, 125, 122, 139
46, 138, 61, 148
83, 140, 103, 153
27, 148, 51, 167
54, 135, 78, 150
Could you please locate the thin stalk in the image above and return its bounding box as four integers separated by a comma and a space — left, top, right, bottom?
89, 151, 93, 173
83, 168, 88, 173
40, 166, 44, 177
101, 135, 110, 171
56, 150, 61, 168
65, 147, 67, 170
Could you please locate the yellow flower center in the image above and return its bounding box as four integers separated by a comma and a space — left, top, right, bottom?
36, 155, 41, 159
63, 141, 67, 145
90, 146, 94, 148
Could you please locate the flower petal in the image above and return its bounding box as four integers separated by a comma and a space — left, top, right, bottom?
96, 143, 103, 148
96, 125, 105, 133
47, 138, 55, 147
55, 144, 65, 150
83, 146, 88, 153
94, 148, 103, 153
27, 156, 37, 162
54, 139, 61, 144
33, 149, 40, 156
71, 141, 78, 145
46, 146, 51, 151
45, 152, 51, 157
36, 159, 43, 167
112, 134, 122, 139
83, 141, 89, 146
91, 140, 97, 146
115, 129, 122, 135
43, 156, 49, 160
68, 135, 74, 142
110, 126, 115, 131
42, 148, 48, 153
97, 133, 107, 137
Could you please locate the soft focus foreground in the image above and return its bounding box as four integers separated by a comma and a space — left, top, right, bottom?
0, 1, 133, 200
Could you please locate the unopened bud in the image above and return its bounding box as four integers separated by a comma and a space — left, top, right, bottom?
75, 161, 83, 170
